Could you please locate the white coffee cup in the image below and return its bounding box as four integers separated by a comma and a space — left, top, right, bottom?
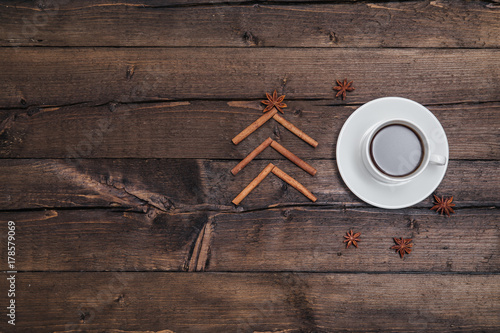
361, 119, 446, 184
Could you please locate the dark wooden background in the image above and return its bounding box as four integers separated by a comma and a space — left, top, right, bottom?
1, 0, 499, 332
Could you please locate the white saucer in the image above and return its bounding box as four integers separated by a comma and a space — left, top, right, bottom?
336, 97, 449, 209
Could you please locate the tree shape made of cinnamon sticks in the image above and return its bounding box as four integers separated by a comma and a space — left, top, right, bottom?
231, 90, 318, 205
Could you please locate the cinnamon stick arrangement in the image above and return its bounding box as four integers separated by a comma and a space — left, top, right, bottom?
232, 163, 317, 205
231, 137, 316, 176
272, 113, 318, 148
231, 90, 319, 205
231, 90, 318, 147
232, 109, 278, 145
232, 163, 276, 206
270, 140, 317, 176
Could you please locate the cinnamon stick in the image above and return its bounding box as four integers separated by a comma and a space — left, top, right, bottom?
271, 166, 317, 202
232, 108, 278, 145
270, 140, 317, 176
272, 114, 319, 148
232, 163, 275, 205
231, 137, 273, 175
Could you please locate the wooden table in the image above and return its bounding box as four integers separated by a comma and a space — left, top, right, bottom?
1, 0, 499, 332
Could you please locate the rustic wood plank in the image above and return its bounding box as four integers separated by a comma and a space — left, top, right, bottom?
0, 207, 498, 272
1, 101, 499, 159
1, 159, 499, 211
1, 0, 499, 47
209, 207, 500, 273
0, 210, 207, 272
198, 159, 500, 209
2, 272, 498, 331
1, 48, 499, 109
0, 159, 205, 212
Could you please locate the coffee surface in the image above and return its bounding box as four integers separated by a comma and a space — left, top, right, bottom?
370, 124, 423, 177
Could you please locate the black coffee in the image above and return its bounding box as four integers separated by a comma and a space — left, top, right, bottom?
370, 124, 424, 177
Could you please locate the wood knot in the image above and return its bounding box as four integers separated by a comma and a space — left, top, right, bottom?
126, 65, 135, 80
27, 107, 40, 116
328, 31, 339, 44
273, 124, 281, 140
281, 75, 288, 88
114, 294, 125, 303
408, 219, 420, 233
242, 31, 260, 46
280, 181, 288, 192
159, 196, 175, 211
108, 102, 118, 112
79, 310, 92, 323
282, 209, 293, 221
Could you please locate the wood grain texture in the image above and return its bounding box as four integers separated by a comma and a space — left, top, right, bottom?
0, 48, 500, 108
209, 207, 500, 273
0, 0, 499, 47
0, 159, 204, 212
1, 101, 499, 159
0, 210, 208, 272
1, 1, 499, 331
0, 207, 498, 272
0, 159, 499, 211
1, 272, 498, 332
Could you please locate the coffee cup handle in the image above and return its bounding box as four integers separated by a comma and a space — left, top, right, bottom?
430, 154, 446, 165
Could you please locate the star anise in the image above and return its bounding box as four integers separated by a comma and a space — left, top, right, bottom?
343, 230, 361, 248
333, 79, 355, 100
431, 195, 455, 216
391, 237, 413, 258
261, 90, 287, 113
